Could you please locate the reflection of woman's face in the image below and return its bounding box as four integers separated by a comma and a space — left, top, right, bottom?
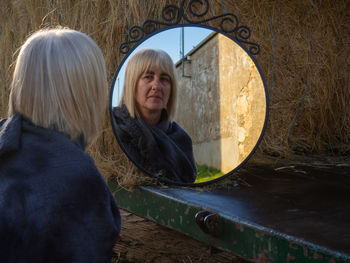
135, 65, 171, 121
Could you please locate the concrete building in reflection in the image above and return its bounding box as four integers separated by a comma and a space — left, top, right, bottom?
175, 32, 266, 173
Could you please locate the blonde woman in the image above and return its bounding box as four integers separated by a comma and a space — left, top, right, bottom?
113, 49, 197, 183
0, 28, 120, 262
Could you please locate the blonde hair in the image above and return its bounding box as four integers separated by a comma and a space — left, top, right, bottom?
9, 28, 108, 144
120, 49, 178, 120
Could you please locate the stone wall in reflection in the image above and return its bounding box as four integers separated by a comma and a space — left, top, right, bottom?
175, 33, 266, 173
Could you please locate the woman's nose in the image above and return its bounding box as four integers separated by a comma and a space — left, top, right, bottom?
151, 78, 161, 89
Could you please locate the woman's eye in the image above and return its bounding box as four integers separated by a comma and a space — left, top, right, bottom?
161, 77, 170, 83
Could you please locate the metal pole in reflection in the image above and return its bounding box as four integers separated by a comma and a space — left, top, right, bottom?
182, 27, 185, 78
181, 27, 191, 79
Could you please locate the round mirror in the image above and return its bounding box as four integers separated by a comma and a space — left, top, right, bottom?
110, 25, 268, 186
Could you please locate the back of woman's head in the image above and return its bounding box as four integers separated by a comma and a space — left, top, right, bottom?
121, 48, 178, 120
9, 28, 108, 144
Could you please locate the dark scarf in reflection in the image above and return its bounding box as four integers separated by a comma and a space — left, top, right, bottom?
113, 105, 197, 183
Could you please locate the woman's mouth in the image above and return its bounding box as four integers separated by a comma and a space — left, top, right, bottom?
148, 95, 162, 100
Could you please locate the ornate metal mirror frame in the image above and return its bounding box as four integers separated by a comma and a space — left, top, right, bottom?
109, 0, 269, 186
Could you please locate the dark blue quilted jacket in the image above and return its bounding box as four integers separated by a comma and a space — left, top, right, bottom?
0, 114, 121, 263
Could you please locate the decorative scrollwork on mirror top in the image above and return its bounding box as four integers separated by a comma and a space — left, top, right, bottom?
120, 0, 260, 56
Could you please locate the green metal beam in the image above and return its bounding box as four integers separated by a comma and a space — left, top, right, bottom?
108, 180, 350, 263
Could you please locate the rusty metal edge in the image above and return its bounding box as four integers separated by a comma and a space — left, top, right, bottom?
108, 180, 350, 263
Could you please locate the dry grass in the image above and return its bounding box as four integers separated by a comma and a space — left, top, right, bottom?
1, 0, 349, 186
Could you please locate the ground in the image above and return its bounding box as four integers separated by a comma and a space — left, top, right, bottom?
112, 209, 249, 263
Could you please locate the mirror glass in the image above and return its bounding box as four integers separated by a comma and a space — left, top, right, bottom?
111, 26, 267, 185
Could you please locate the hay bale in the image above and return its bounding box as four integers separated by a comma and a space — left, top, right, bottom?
1, 0, 349, 186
